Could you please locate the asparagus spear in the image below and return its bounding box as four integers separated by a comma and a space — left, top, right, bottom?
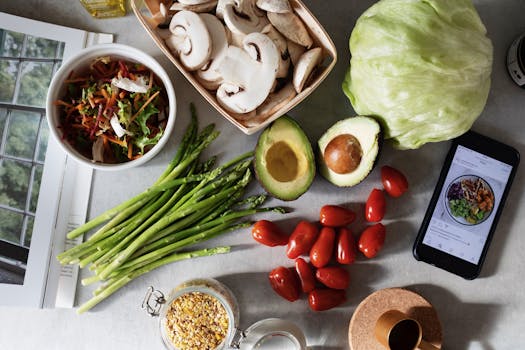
77, 246, 231, 314
57, 105, 286, 314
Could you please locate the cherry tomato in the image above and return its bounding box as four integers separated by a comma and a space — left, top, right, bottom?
295, 258, 316, 293
286, 221, 320, 259
268, 266, 301, 302
365, 188, 386, 222
381, 166, 408, 198
320, 205, 356, 227
358, 223, 386, 258
252, 220, 288, 247
310, 227, 336, 268
308, 289, 346, 311
336, 227, 357, 265
315, 266, 350, 290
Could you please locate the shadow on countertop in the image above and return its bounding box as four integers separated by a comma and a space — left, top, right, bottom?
216, 259, 388, 350
217, 271, 353, 350
407, 284, 502, 350
217, 267, 503, 350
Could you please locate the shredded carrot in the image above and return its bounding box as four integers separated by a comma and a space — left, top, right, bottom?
100, 88, 110, 100
105, 89, 117, 114
55, 100, 74, 108
71, 124, 86, 129
133, 94, 141, 110
76, 104, 84, 110
64, 77, 90, 83
102, 135, 112, 156
130, 91, 160, 123
102, 134, 127, 147
127, 138, 133, 160
148, 70, 154, 89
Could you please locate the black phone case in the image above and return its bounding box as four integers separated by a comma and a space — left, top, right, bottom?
413, 130, 520, 279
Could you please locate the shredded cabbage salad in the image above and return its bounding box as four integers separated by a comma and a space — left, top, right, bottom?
56, 56, 168, 163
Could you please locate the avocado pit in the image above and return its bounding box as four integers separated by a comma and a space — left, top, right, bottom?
323, 134, 362, 174
317, 116, 382, 187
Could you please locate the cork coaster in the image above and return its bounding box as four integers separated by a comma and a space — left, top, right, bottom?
348, 288, 442, 350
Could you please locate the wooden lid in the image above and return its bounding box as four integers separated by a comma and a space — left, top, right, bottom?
348, 288, 442, 350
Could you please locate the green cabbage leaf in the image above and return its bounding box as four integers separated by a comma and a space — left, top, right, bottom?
343, 0, 493, 149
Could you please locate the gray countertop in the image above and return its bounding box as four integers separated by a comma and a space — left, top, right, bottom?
1, 1, 524, 349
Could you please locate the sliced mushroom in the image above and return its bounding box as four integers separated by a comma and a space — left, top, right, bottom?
217, 32, 280, 114
177, 0, 215, 4
261, 24, 290, 79
255, 82, 296, 121
286, 39, 306, 66
168, 10, 212, 71
230, 110, 257, 122
242, 0, 266, 18
225, 26, 246, 47
165, 34, 189, 54
151, 2, 170, 25
195, 14, 229, 90
256, 0, 291, 13
292, 47, 322, 93
170, 0, 218, 13
267, 11, 313, 48
223, 0, 269, 35
216, 0, 237, 19
144, 0, 168, 17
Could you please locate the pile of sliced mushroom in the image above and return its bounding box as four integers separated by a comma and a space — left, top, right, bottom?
154, 0, 324, 126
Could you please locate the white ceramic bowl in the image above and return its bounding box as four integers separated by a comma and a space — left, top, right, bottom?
46, 43, 176, 171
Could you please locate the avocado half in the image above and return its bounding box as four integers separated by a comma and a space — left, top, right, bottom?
318, 116, 382, 187
254, 115, 315, 201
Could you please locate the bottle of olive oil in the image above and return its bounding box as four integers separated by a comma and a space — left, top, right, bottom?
80, 0, 126, 18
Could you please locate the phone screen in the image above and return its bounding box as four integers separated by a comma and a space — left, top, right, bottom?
421, 145, 514, 264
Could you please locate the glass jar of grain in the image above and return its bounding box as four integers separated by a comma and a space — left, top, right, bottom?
143, 278, 307, 350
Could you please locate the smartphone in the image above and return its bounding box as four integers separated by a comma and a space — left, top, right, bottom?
413, 130, 520, 279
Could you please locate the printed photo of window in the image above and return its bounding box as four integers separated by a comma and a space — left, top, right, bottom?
0, 29, 65, 285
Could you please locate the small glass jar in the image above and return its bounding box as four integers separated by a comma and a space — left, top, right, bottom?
79, 0, 126, 18
507, 32, 525, 88
143, 278, 307, 350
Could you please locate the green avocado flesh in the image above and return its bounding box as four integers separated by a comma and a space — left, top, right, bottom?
318, 116, 381, 187
254, 116, 315, 201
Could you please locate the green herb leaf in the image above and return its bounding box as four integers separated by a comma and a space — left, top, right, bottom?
117, 100, 132, 125
134, 103, 159, 136
134, 129, 164, 154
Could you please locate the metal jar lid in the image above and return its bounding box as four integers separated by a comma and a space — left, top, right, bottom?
507, 32, 525, 88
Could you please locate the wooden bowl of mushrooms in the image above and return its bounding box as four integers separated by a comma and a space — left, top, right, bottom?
131, 0, 337, 135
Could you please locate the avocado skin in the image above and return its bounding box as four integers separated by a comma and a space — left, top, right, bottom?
254, 115, 316, 201
317, 116, 383, 187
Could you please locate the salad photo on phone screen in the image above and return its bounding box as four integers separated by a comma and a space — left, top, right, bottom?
445, 175, 495, 226
422, 145, 512, 265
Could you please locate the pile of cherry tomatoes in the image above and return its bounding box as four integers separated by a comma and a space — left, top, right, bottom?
252, 166, 408, 311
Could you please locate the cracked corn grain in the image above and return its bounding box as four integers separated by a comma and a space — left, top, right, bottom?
165, 291, 229, 350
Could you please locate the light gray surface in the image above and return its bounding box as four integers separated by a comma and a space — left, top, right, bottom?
1, 1, 524, 349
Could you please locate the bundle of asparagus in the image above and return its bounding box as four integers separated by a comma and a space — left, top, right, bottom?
57, 104, 284, 313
